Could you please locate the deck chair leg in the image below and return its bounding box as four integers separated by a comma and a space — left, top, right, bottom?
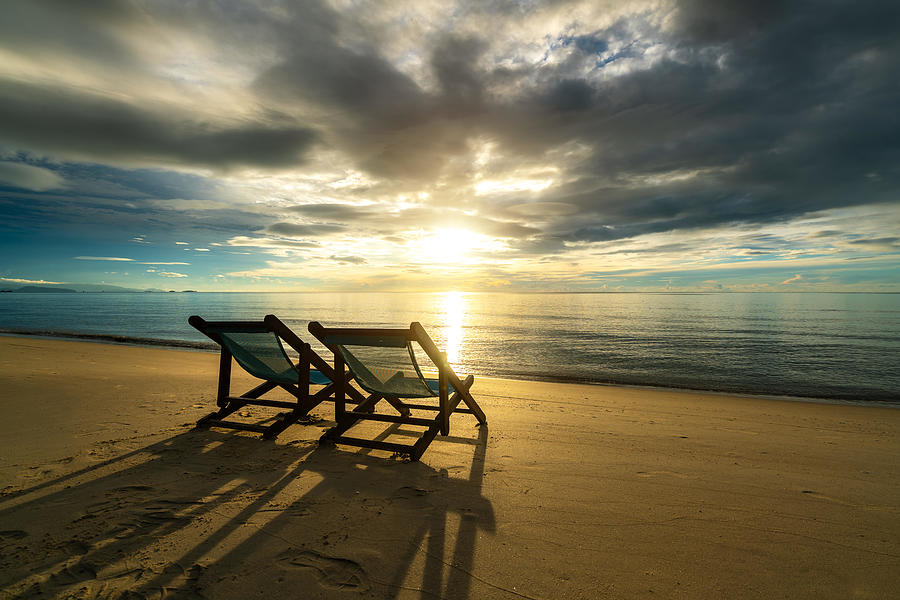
411, 428, 439, 461
263, 356, 315, 439
216, 347, 232, 407
454, 380, 486, 425
439, 360, 449, 436
409, 374, 475, 460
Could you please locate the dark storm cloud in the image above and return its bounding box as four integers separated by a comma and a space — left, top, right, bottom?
672, 0, 788, 42
0, 80, 319, 170
543, 79, 595, 112
0, 0, 144, 69
431, 34, 488, 111
252, 1, 428, 127
483, 0, 900, 244
257, 43, 425, 127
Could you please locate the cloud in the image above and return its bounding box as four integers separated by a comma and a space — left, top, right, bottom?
847, 237, 900, 250
329, 254, 367, 265
286, 203, 380, 220
0, 161, 64, 191
780, 274, 802, 285
74, 256, 134, 262
670, 0, 788, 42
267, 222, 346, 237
225, 235, 320, 250
0, 277, 64, 285
158, 271, 188, 278
0, 79, 319, 171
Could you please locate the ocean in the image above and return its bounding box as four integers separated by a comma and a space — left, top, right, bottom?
1, 291, 898, 403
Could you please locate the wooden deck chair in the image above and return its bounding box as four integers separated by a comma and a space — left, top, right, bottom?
308, 321, 487, 460
189, 314, 368, 439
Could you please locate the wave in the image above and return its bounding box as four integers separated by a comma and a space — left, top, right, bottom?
0, 328, 216, 351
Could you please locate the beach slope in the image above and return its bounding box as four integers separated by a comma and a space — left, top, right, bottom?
1, 336, 898, 599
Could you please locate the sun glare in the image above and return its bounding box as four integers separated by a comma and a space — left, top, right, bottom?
413, 228, 504, 265
474, 178, 554, 195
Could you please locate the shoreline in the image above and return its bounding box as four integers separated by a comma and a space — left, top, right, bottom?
2, 335, 899, 598
1, 329, 895, 407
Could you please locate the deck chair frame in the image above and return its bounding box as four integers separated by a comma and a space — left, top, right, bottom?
189, 314, 369, 439
308, 321, 487, 460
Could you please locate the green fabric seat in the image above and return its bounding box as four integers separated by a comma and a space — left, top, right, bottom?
217, 331, 331, 386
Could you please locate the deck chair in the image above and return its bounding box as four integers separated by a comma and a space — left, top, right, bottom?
308, 321, 487, 460
189, 314, 368, 439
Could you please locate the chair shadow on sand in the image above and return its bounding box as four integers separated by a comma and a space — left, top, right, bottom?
0, 421, 493, 599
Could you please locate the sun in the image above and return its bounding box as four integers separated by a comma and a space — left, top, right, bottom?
413, 228, 504, 265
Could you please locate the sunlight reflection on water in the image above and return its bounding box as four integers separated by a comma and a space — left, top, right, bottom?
439, 291, 466, 365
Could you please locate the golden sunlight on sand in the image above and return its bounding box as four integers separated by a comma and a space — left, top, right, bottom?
2, 336, 899, 599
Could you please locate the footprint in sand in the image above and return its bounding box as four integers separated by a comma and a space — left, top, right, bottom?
388, 485, 432, 507
46, 560, 99, 588
81, 485, 155, 517
276, 549, 370, 591
800, 489, 874, 509
635, 470, 695, 479
0, 529, 28, 541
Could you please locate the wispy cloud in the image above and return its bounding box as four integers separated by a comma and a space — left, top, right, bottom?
74, 256, 134, 262
1, 277, 65, 285
0, 161, 64, 191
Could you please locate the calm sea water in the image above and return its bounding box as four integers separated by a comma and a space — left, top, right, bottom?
1, 292, 898, 403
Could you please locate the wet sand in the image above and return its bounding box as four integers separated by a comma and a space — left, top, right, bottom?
1, 336, 899, 599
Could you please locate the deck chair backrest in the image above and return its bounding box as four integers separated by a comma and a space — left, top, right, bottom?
215, 330, 299, 385
322, 332, 437, 399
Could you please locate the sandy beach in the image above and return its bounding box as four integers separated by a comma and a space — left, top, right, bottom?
1, 335, 899, 599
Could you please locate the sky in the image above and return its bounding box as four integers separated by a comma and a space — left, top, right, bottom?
0, 0, 898, 292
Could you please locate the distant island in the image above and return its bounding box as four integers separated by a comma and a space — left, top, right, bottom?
13, 286, 78, 293
2, 283, 171, 293
1, 283, 205, 293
